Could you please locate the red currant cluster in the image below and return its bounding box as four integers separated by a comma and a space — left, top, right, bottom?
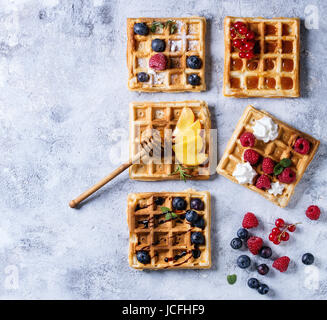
230, 21, 256, 59
268, 218, 301, 245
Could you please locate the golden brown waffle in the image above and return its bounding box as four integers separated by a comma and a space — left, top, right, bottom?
223, 16, 300, 98
217, 105, 319, 207
127, 189, 211, 270
129, 101, 211, 180
127, 17, 206, 92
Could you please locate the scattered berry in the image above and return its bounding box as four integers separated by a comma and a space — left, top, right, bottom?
137, 72, 149, 82
271, 227, 281, 235
259, 246, 272, 259
151, 38, 166, 52
134, 22, 149, 35
268, 233, 276, 242
247, 236, 263, 255
294, 138, 310, 155
242, 212, 259, 229
237, 228, 249, 240
257, 264, 269, 275
186, 55, 202, 69
244, 149, 260, 165
287, 224, 296, 232
191, 232, 205, 245
136, 250, 151, 264
273, 256, 290, 272
185, 210, 198, 223
245, 30, 255, 40
258, 284, 269, 295
233, 39, 242, 48
275, 218, 285, 228
306, 205, 321, 221
247, 278, 260, 289
237, 255, 251, 269
240, 132, 256, 147
256, 174, 271, 190
238, 25, 248, 35
188, 74, 201, 86
245, 51, 255, 59
230, 238, 243, 250
302, 253, 314, 265
172, 197, 187, 210
154, 197, 165, 205
278, 167, 296, 184
280, 231, 290, 241
233, 21, 245, 30
262, 157, 275, 174
190, 198, 204, 211
239, 51, 246, 59
192, 249, 201, 259
149, 53, 167, 71
193, 217, 205, 229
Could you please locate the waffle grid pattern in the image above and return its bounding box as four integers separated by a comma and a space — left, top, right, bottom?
129, 101, 211, 181
127, 190, 211, 270
127, 17, 206, 92
217, 105, 319, 207
223, 17, 300, 97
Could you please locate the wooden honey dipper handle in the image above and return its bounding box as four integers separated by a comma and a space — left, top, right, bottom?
69, 133, 159, 208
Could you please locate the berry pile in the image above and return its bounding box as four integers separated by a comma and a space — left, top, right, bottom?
230, 21, 256, 59
268, 218, 301, 245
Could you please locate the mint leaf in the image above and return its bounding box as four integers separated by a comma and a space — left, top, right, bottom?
274, 163, 284, 176
280, 158, 292, 168
171, 212, 178, 219
160, 206, 170, 213
227, 274, 237, 285
165, 212, 172, 220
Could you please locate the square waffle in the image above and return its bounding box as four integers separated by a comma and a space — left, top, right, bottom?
127, 17, 206, 92
223, 16, 300, 97
217, 105, 319, 207
129, 100, 211, 181
127, 189, 211, 270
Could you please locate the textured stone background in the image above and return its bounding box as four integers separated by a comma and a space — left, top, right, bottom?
0, 0, 326, 300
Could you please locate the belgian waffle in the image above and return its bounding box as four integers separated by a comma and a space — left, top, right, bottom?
127, 17, 206, 92
129, 101, 211, 180
127, 189, 211, 270
217, 105, 319, 207
223, 16, 300, 98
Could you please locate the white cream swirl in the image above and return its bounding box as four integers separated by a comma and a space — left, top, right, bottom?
253, 116, 279, 143
232, 162, 257, 184
268, 182, 285, 196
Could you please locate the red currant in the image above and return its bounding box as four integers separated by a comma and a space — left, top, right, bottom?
239, 45, 246, 52
233, 21, 245, 30
245, 31, 255, 40
288, 224, 296, 232
281, 232, 290, 241
273, 238, 281, 245
272, 227, 281, 235
232, 39, 242, 48
268, 233, 275, 242
230, 30, 236, 38
275, 218, 285, 228
241, 38, 247, 45
238, 26, 248, 35
239, 51, 246, 58
244, 41, 255, 51
245, 51, 254, 59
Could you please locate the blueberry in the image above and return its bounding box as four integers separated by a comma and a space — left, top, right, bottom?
194, 217, 205, 229
186, 55, 202, 69
259, 246, 272, 259
230, 238, 242, 249
134, 23, 149, 35
151, 39, 166, 52
257, 264, 269, 275
237, 228, 249, 240
237, 255, 251, 269
191, 232, 205, 245
154, 197, 165, 206
137, 72, 149, 82
258, 284, 269, 295
172, 197, 187, 210
247, 278, 260, 289
192, 249, 201, 259
185, 210, 198, 223
190, 198, 204, 211
302, 253, 314, 265
188, 74, 201, 86
136, 250, 151, 264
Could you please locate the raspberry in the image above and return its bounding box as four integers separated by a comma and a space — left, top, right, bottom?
240, 132, 256, 147
272, 256, 290, 272
247, 236, 263, 255
262, 158, 275, 174
278, 167, 296, 184
294, 138, 310, 155
149, 53, 167, 71
306, 205, 321, 220
255, 175, 271, 189
242, 212, 259, 229
243, 149, 260, 165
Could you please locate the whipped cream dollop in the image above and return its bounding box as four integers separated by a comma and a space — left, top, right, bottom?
232, 162, 257, 184
268, 182, 285, 196
253, 116, 279, 143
